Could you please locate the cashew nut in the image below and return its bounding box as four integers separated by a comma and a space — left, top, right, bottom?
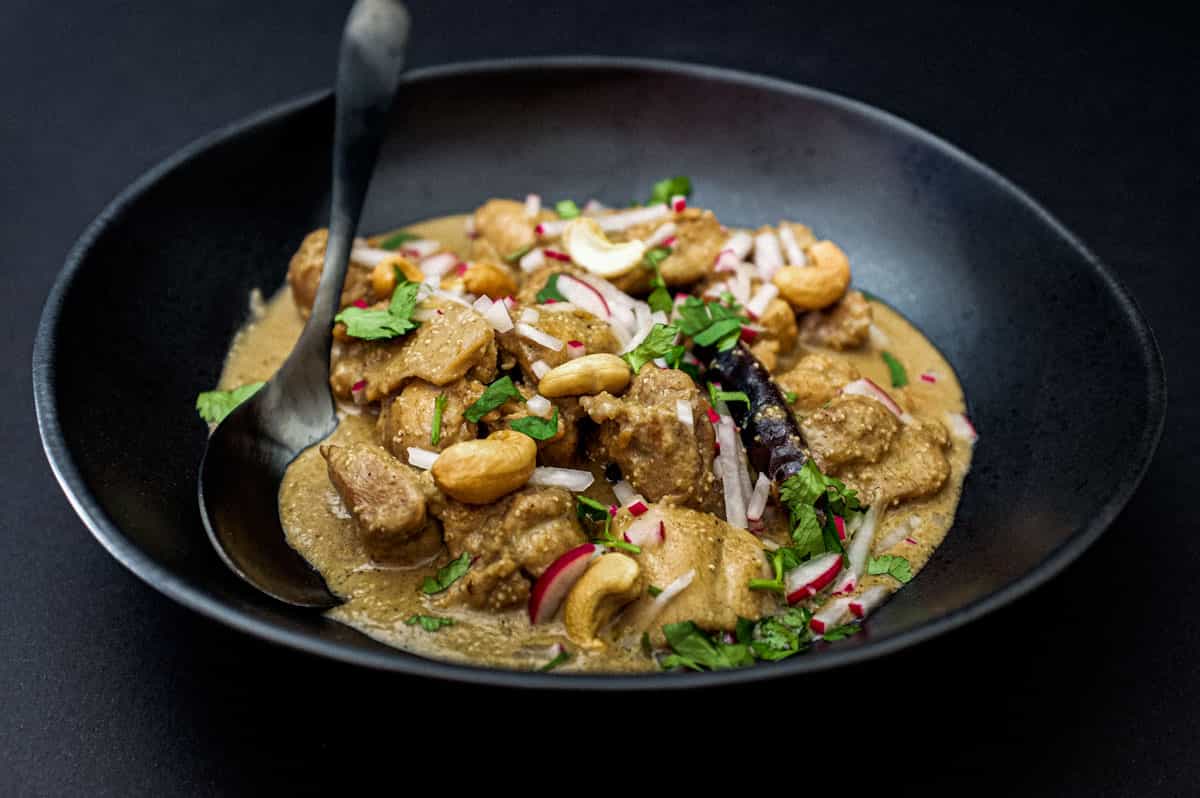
772, 240, 852, 311
431, 429, 536, 504
369, 254, 423, 298
563, 552, 642, 648
538, 353, 631, 398
460, 260, 518, 299
561, 218, 646, 278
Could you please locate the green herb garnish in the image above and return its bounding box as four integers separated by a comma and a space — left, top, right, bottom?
858, 289, 880, 303
510, 408, 559, 441
405, 614, 455, 632
575, 496, 639, 554
464, 376, 524, 423
821, 623, 862, 641
378, 230, 419, 250
675, 296, 746, 351
649, 176, 693, 205
647, 585, 663, 598
421, 552, 472, 594
881, 351, 908, 388
775, 461, 864, 559
504, 243, 535, 264
430, 393, 447, 446
644, 248, 674, 315
621, 323, 680, 373
576, 495, 611, 524
535, 272, 568, 303
868, 555, 913, 584
659, 621, 754, 671
555, 199, 580, 219
784, 390, 798, 405
196, 381, 265, 425
333, 278, 422, 341
708, 383, 750, 407
539, 649, 570, 672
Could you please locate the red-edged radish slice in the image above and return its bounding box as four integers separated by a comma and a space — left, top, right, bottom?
555, 273, 611, 320
595, 203, 669, 232
785, 552, 844, 604
744, 283, 779, 320
644, 222, 677, 248
809, 596, 853, 635
849, 585, 890, 619
524, 193, 541, 218
544, 249, 571, 262
754, 230, 784, 280
401, 239, 441, 258
945, 411, 978, 444
834, 515, 847, 541
519, 247, 545, 273
831, 504, 882, 595
463, 216, 477, 238
670, 195, 687, 212
746, 473, 771, 523
528, 543, 603, 624
566, 340, 585, 359
842, 378, 904, 419
612, 479, 638, 507
675, 399, 694, 430
627, 500, 649, 517
778, 223, 806, 267
623, 514, 664, 547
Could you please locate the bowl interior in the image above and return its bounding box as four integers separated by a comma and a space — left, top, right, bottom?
35, 59, 1164, 687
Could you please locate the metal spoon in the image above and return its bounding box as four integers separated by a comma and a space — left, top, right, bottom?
198, 0, 409, 608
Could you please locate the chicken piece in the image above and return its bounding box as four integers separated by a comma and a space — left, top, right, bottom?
321, 442, 440, 564
580, 367, 721, 511
837, 418, 951, 507
474, 199, 537, 260
496, 307, 619, 383
615, 505, 772, 639
287, 228, 374, 317
800, 394, 901, 470
775, 353, 861, 414
799, 290, 872, 350
329, 300, 498, 401
377, 379, 484, 457
623, 207, 724, 287
434, 486, 587, 610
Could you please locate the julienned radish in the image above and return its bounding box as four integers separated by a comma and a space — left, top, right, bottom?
623, 511, 665, 547
528, 543, 604, 624
785, 552, 844, 604
555, 273, 611, 320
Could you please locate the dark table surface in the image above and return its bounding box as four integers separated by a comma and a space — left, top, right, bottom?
3, 1, 1196, 793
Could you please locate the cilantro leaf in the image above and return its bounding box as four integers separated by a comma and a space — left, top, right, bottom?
660, 621, 753, 671
649, 176, 693, 205
621, 323, 679, 373
430, 393, 447, 446
539, 649, 570, 672
644, 249, 674, 315
196, 382, 265, 425
784, 390, 798, 405
405, 614, 455, 632
644, 246, 671, 269
510, 408, 559, 441
708, 383, 750, 407
535, 273, 568, 303
675, 296, 746, 351
464, 376, 524, 423
750, 616, 808, 661
868, 555, 913, 584
575, 495, 610, 524
503, 243, 534, 264
333, 279, 422, 341
821, 623, 862, 641
555, 199, 580, 219
378, 230, 419, 250
821, 511, 846, 556
881, 351, 908, 388
421, 552, 472, 594
647, 585, 663, 598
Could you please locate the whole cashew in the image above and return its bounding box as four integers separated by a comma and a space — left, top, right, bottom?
772, 240, 852, 311
563, 553, 641, 648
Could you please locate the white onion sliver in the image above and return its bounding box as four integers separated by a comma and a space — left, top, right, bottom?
811, 597, 854, 636
745, 283, 779, 319
519, 307, 540, 324
650, 309, 669, 327
717, 419, 747, 529
644, 222, 677, 248
596, 204, 669, 232
524, 193, 541, 218
566, 340, 586, 359
745, 473, 772, 522
530, 359, 551, 380
652, 569, 695, 609
832, 504, 882, 595
526, 394, 553, 418
407, 447, 439, 470
350, 246, 395, 267
430, 289, 471, 307
484, 299, 514, 333
519, 247, 546, 273
868, 323, 890, 349
724, 231, 754, 260
946, 412, 979, 443
529, 466, 594, 492
612, 480, 638, 507
516, 323, 564, 351
754, 231, 784, 280
675, 399, 694, 429
652, 357, 669, 369
778, 223, 806, 266
472, 294, 494, 314
421, 252, 458, 279
404, 239, 441, 258
621, 322, 654, 355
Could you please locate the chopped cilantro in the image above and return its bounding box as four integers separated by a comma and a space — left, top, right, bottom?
576, 496, 640, 554
535, 272, 568, 303
644, 249, 674, 315
777, 461, 864, 559
647, 585, 663, 598
405, 614, 455, 632
868, 554, 913, 584
881, 351, 908, 388
821, 623, 862, 641
333, 278, 422, 340
576, 495, 610, 524
644, 246, 671, 269
708, 383, 750, 407
621, 323, 679, 373
421, 552, 472, 594
750, 615, 808, 661
675, 296, 746, 352
196, 381, 265, 425
378, 230, 419, 250
464, 376, 524, 423
649, 176, 693, 205
430, 393, 447, 446
510, 408, 559, 441
659, 621, 753, 671
784, 390, 798, 405
539, 649, 571, 672
555, 199, 580, 219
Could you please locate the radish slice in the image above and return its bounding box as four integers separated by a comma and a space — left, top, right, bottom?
675, 399, 694, 429
721, 231, 753, 260
717, 418, 747, 529
544, 249, 572, 262
868, 324, 890, 348
401, 239, 441, 259
849, 585, 890, 619
612, 480, 638, 507
528, 466, 594, 492
421, 252, 459, 279
555, 273, 611, 320
595, 204, 669, 232
754, 230, 784, 280
785, 552, 843, 604
745, 473, 771, 522
623, 514, 664, 547
627, 500, 650, 517
516, 323, 565, 351
519, 247, 545, 273
654, 569, 694, 608
566, 340, 586, 359
524, 193, 541, 218
407, 447, 439, 470
810, 596, 854, 635
834, 515, 847, 541
945, 412, 978, 444
778, 223, 806, 266
842, 378, 904, 419
744, 283, 779, 320
535, 219, 568, 238
519, 307, 540, 324
670, 195, 687, 212
526, 394, 553, 418
350, 246, 397, 267
530, 359, 551, 380
484, 299, 514, 332
920, 371, 939, 384
528, 543, 603, 624
644, 222, 677, 248
831, 504, 882, 595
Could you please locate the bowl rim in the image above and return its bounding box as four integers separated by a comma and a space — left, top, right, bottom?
32, 56, 1167, 689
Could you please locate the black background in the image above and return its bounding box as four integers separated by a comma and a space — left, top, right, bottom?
3, 1, 1197, 794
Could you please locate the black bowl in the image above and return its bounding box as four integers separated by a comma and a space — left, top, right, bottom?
33, 58, 1165, 688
